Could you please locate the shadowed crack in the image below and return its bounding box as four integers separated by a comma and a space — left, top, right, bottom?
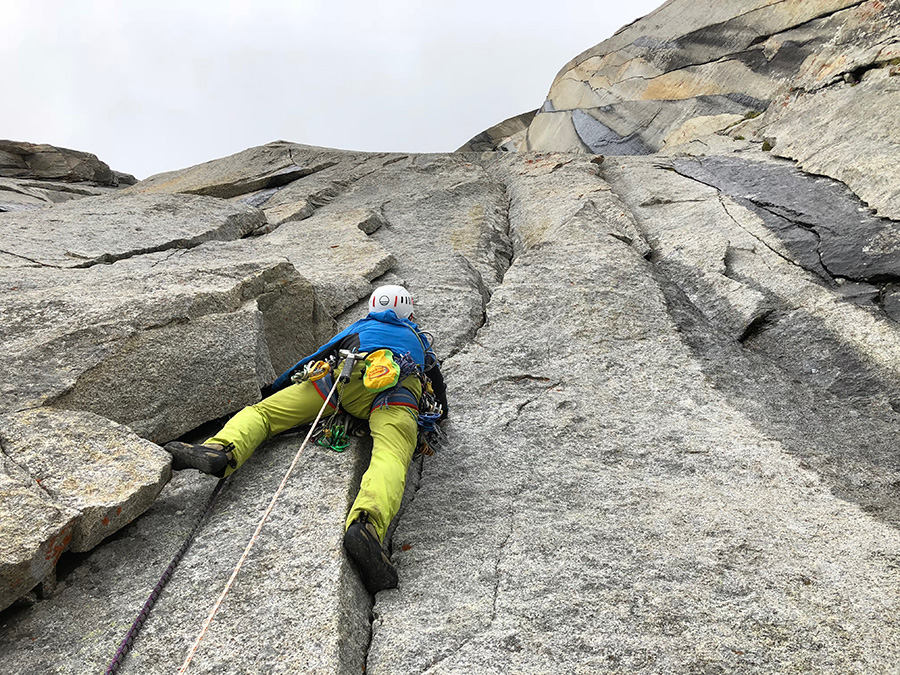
718, 196, 812, 275
668, 157, 899, 284
0, 249, 55, 268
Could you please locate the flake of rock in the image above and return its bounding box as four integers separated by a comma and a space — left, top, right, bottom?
128, 141, 352, 199
0, 178, 120, 213
457, 110, 538, 152
0, 177, 122, 211
670, 155, 900, 282
0, 408, 170, 553
761, 79, 900, 221
0, 243, 334, 442
0, 193, 265, 269
0, 140, 119, 185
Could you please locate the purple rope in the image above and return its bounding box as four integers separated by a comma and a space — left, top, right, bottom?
106, 478, 227, 675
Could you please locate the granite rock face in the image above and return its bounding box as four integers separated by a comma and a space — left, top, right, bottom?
3, 0, 900, 672
0, 408, 170, 547
2, 141, 900, 673
516, 0, 900, 220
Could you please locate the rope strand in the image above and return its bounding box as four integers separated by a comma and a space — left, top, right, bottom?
105, 477, 227, 675
177, 376, 342, 673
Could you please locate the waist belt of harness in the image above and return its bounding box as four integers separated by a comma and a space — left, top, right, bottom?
371, 386, 419, 414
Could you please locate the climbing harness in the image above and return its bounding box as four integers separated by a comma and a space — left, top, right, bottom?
105, 478, 227, 675
177, 349, 367, 673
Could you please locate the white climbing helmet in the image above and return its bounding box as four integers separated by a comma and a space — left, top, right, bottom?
369, 284, 414, 319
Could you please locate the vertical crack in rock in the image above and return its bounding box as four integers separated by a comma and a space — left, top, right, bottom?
363, 158, 518, 673
670, 162, 838, 282
742, 198, 837, 280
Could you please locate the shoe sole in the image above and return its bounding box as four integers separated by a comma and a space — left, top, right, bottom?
164, 442, 228, 476
343, 524, 398, 593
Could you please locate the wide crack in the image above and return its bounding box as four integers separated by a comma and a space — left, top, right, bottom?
361, 157, 517, 673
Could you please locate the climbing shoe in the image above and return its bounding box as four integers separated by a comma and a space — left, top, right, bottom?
163, 442, 234, 477
343, 513, 398, 594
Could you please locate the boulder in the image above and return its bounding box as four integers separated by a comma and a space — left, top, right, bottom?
0, 458, 78, 612
0, 408, 170, 555
1, 245, 333, 443
0, 141, 135, 213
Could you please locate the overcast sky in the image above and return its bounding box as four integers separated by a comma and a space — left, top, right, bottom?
3, 1, 661, 180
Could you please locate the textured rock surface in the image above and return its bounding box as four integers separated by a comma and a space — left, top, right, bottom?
0, 408, 170, 554
0, 193, 265, 268
365, 153, 900, 674
4, 1, 900, 669
3, 143, 900, 673
515, 0, 900, 221
1, 244, 332, 442
0, 458, 78, 612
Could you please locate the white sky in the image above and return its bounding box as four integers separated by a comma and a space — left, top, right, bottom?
2, 1, 660, 180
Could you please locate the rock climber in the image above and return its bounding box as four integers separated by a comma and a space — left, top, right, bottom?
163, 284, 448, 593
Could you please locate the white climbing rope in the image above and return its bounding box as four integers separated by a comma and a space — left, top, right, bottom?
176, 375, 342, 674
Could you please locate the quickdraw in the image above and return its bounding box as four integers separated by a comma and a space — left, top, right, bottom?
316, 415, 351, 452
291, 359, 332, 384
315, 350, 367, 453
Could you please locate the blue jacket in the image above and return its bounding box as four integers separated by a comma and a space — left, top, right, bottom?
269, 310, 447, 414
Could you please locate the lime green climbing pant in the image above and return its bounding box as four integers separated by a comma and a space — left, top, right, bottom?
205, 361, 421, 542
